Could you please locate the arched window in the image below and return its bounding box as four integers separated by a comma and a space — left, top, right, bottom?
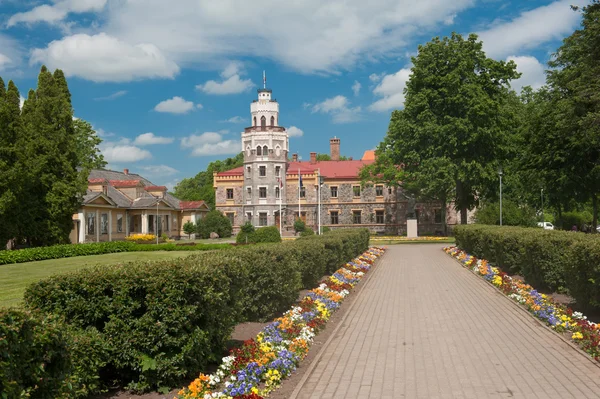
253, 116, 256, 126
263, 145, 268, 155
270, 116, 275, 126
261, 116, 266, 130
256, 146, 262, 156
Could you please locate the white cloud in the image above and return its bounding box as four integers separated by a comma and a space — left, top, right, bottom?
133, 132, 174, 146
19, 96, 25, 110
30, 33, 179, 82
8, 0, 107, 27
287, 126, 304, 137
0, 34, 21, 71
507, 55, 546, 92
224, 116, 246, 123
100, 0, 475, 73
477, 0, 587, 59
94, 90, 127, 101
352, 80, 361, 96
153, 96, 198, 114
369, 73, 384, 83
369, 67, 411, 112
312, 95, 361, 123
196, 63, 254, 95
138, 164, 179, 177
181, 131, 240, 156
99, 141, 152, 163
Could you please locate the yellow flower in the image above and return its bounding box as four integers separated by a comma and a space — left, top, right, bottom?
572, 332, 584, 340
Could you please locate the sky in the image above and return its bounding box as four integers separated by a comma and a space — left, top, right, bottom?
0, 0, 590, 189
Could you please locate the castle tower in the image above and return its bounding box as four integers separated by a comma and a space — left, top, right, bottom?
241, 72, 289, 227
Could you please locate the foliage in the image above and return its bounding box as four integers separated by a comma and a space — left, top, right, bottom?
252, 226, 281, 243
293, 218, 306, 234
196, 211, 232, 239
474, 199, 537, 227
236, 222, 255, 244
300, 229, 315, 237
0, 309, 70, 398
183, 221, 195, 239
361, 33, 520, 227
24, 259, 237, 391
173, 153, 243, 208
315, 153, 350, 161
556, 211, 593, 231
0, 241, 231, 265
321, 226, 331, 234
125, 234, 157, 242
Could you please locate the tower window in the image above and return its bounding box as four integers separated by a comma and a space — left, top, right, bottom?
259, 187, 267, 198
253, 116, 256, 126
263, 145, 268, 155
256, 146, 262, 156
275, 166, 280, 176
271, 116, 275, 126
261, 116, 266, 130
226, 188, 234, 199
275, 187, 280, 199
259, 166, 266, 176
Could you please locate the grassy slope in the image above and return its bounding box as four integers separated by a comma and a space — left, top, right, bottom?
0, 251, 197, 308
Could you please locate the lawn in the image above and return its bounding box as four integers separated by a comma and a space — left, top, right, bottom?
0, 251, 198, 308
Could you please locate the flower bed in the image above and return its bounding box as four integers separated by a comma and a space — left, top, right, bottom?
176, 247, 386, 399
444, 246, 600, 361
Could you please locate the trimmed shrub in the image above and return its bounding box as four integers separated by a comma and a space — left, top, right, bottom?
0, 241, 231, 265
236, 222, 255, 244
182, 221, 195, 239
0, 309, 70, 399
293, 218, 306, 234
24, 260, 237, 391
197, 211, 233, 239
253, 226, 282, 243
300, 229, 315, 237
288, 239, 327, 288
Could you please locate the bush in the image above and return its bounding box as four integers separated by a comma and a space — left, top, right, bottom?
474, 200, 537, 227
0, 309, 70, 399
197, 211, 233, 239
321, 226, 331, 234
253, 226, 282, 243
293, 218, 306, 234
24, 260, 237, 391
236, 222, 255, 244
0, 241, 231, 265
300, 229, 315, 237
556, 211, 593, 231
183, 221, 195, 239
288, 239, 327, 288
125, 234, 157, 243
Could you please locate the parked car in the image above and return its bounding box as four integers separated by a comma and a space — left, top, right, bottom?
537, 222, 554, 230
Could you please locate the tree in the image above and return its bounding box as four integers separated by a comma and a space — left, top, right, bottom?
293, 218, 306, 235
183, 221, 195, 239
73, 119, 106, 170
173, 152, 243, 208
363, 33, 520, 225
315, 154, 350, 161
196, 210, 232, 238
542, 2, 600, 229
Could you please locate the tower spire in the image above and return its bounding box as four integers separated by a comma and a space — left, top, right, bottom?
263, 70, 266, 89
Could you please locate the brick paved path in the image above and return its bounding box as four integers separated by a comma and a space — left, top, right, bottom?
291, 244, 600, 399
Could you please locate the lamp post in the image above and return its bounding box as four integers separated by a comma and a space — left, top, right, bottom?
541, 188, 544, 224
156, 200, 159, 245
498, 166, 503, 226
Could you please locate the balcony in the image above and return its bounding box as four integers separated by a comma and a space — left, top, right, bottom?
244, 126, 286, 133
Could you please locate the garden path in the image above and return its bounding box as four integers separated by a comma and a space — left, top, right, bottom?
290, 244, 600, 399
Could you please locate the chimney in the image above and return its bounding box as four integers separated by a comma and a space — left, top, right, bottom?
292, 153, 298, 162
330, 137, 340, 161
123, 168, 129, 175
310, 152, 317, 164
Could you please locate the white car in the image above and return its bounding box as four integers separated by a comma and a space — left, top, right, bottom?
537, 222, 554, 230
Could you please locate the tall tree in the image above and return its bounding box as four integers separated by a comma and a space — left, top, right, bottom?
73, 119, 106, 170
173, 152, 244, 208
543, 2, 600, 229
363, 33, 520, 224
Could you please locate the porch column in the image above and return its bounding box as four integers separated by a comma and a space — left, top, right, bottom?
125, 211, 129, 237
142, 212, 148, 234
191, 212, 196, 239
78, 211, 84, 243
108, 210, 112, 241
95, 209, 99, 242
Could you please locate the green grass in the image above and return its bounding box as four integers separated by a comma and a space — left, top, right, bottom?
0, 251, 198, 308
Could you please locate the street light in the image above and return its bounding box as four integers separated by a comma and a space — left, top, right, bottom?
498, 166, 503, 226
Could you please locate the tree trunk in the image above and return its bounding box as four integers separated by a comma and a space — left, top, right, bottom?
440, 195, 448, 235
593, 194, 598, 234
456, 181, 468, 224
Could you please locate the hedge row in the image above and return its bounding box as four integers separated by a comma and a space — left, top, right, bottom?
0, 241, 231, 265
454, 225, 600, 310
5, 229, 371, 397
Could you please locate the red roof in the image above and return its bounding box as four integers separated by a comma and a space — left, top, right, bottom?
88, 178, 107, 184
180, 201, 207, 210
144, 185, 167, 191
110, 179, 141, 187
215, 160, 374, 179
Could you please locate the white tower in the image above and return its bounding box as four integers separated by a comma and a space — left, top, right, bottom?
241, 72, 289, 227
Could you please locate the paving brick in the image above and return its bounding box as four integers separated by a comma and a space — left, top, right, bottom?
292, 245, 600, 398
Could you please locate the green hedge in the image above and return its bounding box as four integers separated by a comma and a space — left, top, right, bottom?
454, 225, 600, 309
17, 228, 370, 393
24, 260, 236, 392
0, 241, 231, 265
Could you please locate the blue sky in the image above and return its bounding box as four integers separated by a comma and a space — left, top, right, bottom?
0, 0, 590, 189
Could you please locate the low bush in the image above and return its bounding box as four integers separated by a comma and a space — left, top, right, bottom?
236, 222, 255, 244
196, 211, 232, 239
0, 241, 231, 265
125, 234, 157, 242
24, 260, 237, 391
453, 225, 600, 308
300, 229, 315, 237
252, 226, 282, 243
